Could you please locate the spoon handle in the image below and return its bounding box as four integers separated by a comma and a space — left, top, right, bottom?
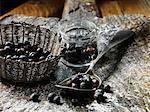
86, 30, 136, 73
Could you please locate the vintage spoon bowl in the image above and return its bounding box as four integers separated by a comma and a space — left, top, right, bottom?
55, 70, 101, 92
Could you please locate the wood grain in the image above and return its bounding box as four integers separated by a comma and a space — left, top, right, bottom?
98, 0, 123, 17
0, 0, 150, 19
0, 0, 65, 19
117, 0, 150, 17
98, 0, 150, 18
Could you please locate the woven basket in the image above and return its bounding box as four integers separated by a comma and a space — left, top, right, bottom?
0, 22, 61, 83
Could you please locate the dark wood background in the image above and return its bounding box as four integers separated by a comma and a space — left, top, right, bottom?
0, 0, 150, 19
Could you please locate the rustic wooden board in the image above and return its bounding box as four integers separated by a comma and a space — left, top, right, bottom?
0, 0, 150, 112
97, 0, 123, 16
97, 0, 150, 18
1, 0, 150, 19
117, 0, 150, 18
0, 0, 65, 19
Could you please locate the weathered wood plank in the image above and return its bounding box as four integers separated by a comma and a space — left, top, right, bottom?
1, 0, 150, 19
0, 0, 65, 19
98, 0, 123, 17
117, 0, 150, 18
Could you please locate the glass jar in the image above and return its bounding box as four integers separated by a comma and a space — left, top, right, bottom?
58, 19, 100, 68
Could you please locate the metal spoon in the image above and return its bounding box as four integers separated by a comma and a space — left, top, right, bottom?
55, 30, 136, 92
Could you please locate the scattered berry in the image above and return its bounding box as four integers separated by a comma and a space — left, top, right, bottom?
103, 85, 113, 93
96, 94, 107, 103
71, 99, 79, 106
94, 89, 107, 103
53, 96, 62, 105
29, 93, 41, 103
48, 92, 56, 102
48, 93, 63, 105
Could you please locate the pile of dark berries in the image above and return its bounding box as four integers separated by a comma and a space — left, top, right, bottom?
62, 43, 98, 64
65, 73, 99, 89
0, 41, 53, 62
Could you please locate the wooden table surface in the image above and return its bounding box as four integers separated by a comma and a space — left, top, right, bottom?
0, 0, 150, 19
0, 1, 150, 112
